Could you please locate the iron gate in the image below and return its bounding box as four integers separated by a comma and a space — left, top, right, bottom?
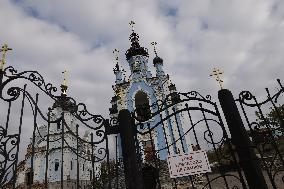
131, 91, 247, 189
128, 80, 284, 189
236, 79, 284, 189
0, 65, 283, 189
0, 66, 119, 189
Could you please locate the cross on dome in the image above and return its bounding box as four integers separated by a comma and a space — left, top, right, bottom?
113, 49, 121, 72
125, 22, 149, 60
210, 68, 224, 89
0, 43, 12, 70
61, 70, 68, 95
151, 42, 158, 57
129, 20, 135, 32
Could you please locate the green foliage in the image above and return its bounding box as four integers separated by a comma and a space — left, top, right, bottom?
254, 104, 284, 155
255, 104, 284, 127
94, 160, 117, 188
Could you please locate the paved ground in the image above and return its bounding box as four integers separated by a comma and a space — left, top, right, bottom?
161, 171, 284, 189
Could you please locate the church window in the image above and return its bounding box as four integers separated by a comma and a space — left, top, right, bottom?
133, 60, 140, 72
87, 150, 90, 160
135, 91, 151, 121
71, 161, 73, 170
83, 164, 84, 171
55, 159, 59, 171
142, 140, 152, 148
57, 121, 61, 130
89, 170, 92, 181
25, 171, 33, 185
143, 140, 155, 162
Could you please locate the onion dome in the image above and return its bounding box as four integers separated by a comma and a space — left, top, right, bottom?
125, 32, 149, 60
53, 95, 77, 113
109, 96, 119, 114
151, 41, 163, 65
169, 83, 177, 92
113, 62, 120, 73
168, 83, 180, 103
53, 82, 77, 113
153, 56, 163, 65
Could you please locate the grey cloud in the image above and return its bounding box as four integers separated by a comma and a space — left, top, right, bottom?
1, 0, 284, 160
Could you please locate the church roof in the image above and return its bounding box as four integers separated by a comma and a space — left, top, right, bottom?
125, 32, 149, 60
153, 56, 163, 65
53, 94, 77, 113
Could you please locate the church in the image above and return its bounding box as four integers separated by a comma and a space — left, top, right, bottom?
109, 24, 191, 161
15, 85, 100, 189
12, 23, 192, 188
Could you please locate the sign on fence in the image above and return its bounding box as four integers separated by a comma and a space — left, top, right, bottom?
167, 150, 211, 178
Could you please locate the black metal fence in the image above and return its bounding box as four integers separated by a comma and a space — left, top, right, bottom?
0, 66, 116, 189
0, 66, 283, 189
125, 80, 284, 189
236, 79, 284, 189
131, 91, 247, 189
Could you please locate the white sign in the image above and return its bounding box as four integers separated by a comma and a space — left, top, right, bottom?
167, 150, 211, 178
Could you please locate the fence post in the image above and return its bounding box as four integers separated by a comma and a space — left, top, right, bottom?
218, 89, 268, 189
118, 109, 144, 189
0, 69, 3, 85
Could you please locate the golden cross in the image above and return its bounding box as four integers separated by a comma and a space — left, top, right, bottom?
151, 42, 158, 56
62, 70, 68, 86
129, 21, 135, 32
113, 49, 119, 63
210, 68, 224, 89
61, 70, 68, 94
0, 43, 12, 70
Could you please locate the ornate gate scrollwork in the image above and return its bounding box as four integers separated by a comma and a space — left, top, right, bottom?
0, 66, 114, 189
132, 90, 247, 189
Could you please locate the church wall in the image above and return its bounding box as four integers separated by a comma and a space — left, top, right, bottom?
16, 105, 99, 188
127, 80, 167, 159
112, 51, 191, 159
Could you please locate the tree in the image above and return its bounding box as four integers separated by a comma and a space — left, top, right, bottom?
255, 104, 284, 129
253, 104, 284, 154
93, 160, 117, 189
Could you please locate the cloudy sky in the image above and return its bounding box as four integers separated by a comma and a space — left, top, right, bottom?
1, 0, 284, 158
1, 0, 284, 114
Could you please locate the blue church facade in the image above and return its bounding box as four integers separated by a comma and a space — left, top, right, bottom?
109, 29, 191, 160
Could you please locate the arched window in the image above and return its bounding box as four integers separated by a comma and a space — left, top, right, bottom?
25, 171, 33, 185
135, 91, 151, 121
57, 121, 60, 130
55, 159, 59, 171
89, 170, 92, 181
143, 140, 155, 162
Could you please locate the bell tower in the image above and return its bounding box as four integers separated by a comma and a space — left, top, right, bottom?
110, 22, 190, 160
125, 22, 152, 79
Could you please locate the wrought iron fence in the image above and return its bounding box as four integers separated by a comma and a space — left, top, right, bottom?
236, 79, 284, 189
0, 66, 117, 189
132, 91, 247, 189
1, 66, 283, 189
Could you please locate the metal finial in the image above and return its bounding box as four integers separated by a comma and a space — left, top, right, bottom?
122, 69, 126, 82
129, 21, 135, 32
61, 70, 68, 94
0, 43, 12, 70
113, 49, 120, 72
210, 68, 224, 89
151, 42, 158, 56
113, 49, 120, 63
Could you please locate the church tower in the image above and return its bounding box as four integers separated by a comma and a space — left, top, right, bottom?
110, 23, 190, 160
15, 74, 99, 188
